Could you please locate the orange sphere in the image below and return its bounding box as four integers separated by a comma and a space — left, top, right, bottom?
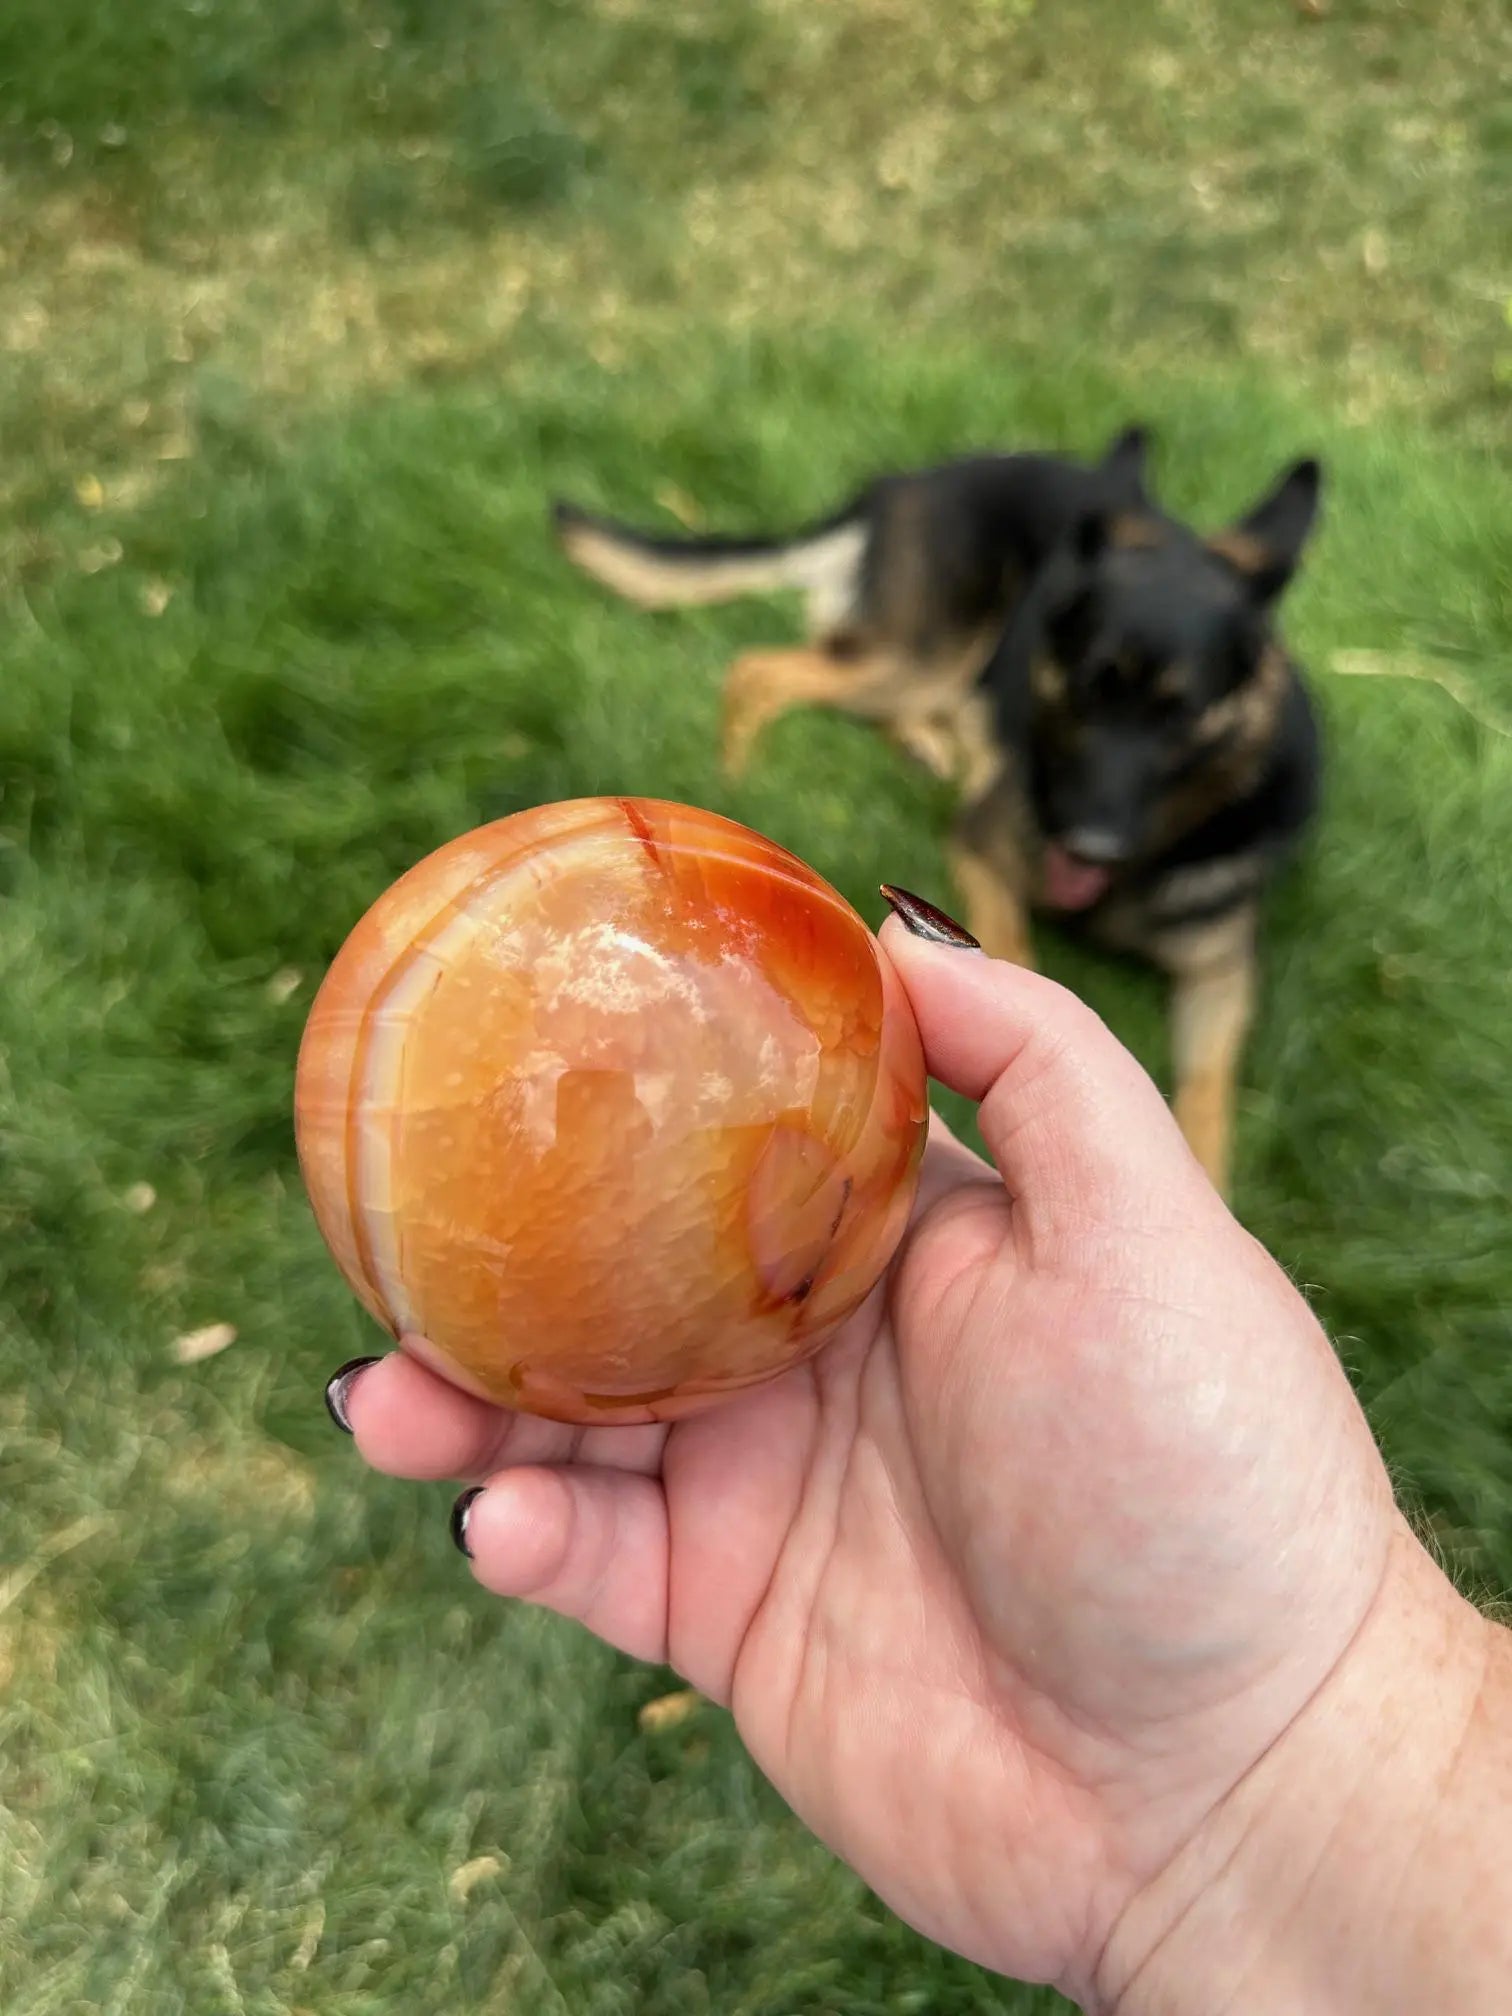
295, 798, 928, 1423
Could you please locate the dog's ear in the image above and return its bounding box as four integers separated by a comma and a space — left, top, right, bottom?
1098, 424, 1153, 505
1209, 457, 1323, 603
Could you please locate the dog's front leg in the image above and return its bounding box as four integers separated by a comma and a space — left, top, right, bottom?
1161, 909, 1258, 1198
946, 774, 1038, 969
945, 838, 1036, 969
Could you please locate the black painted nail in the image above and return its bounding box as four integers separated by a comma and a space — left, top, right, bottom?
324, 1356, 380, 1434
451, 1485, 485, 1558
879, 884, 981, 949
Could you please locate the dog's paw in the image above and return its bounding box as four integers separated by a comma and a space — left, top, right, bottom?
719, 655, 782, 780
719, 700, 760, 781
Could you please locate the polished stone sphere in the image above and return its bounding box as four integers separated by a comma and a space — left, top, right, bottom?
295, 798, 928, 1423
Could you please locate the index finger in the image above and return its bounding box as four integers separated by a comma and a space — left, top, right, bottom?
336, 1346, 669, 1481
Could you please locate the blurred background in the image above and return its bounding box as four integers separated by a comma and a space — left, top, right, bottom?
2, 2, 1509, 2009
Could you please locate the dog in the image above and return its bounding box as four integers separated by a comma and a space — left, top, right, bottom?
552, 427, 1322, 1195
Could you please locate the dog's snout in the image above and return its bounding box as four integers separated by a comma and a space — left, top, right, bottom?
1058, 827, 1131, 867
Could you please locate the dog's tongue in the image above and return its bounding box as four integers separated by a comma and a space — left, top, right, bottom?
1041, 844, 1112, 912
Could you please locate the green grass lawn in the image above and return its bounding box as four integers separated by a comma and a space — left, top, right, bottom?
3, 2, 1511, 2010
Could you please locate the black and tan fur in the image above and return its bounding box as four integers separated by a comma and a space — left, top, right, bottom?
552, 428, 1323, 1195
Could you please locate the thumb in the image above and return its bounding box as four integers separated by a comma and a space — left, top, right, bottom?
879, 912, 1208, 1227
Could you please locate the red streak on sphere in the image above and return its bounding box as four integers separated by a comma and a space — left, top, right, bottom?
294, 798, 928, 1424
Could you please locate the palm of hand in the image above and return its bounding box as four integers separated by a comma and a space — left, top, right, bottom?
660, 1112, 1388, 1992
347, 933, 1393, 2003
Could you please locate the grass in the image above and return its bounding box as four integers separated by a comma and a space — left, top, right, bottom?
2, 1, 1511, 2010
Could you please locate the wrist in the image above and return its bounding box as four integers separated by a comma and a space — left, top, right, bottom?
1099, 1519, 1510, 2015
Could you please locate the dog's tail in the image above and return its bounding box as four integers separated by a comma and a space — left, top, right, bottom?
550, 499, 863, 611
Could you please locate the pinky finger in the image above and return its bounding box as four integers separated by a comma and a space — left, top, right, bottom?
454, 1465, 670, 1667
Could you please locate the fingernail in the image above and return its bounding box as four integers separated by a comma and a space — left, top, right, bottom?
879, 884, 981, 949
451, 1485, 485, 1559
324, 1356, 380, 1434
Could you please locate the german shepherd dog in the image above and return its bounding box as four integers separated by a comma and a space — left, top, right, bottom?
552, 427, 1322, 1195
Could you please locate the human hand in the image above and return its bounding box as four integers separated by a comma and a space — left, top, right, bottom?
328, 901, 1497, 2010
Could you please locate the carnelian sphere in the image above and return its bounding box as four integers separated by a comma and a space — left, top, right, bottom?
295, 797, 928, 1424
